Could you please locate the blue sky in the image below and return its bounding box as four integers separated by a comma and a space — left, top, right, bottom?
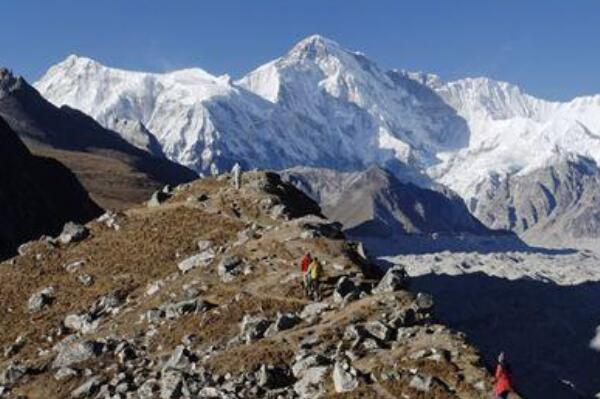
1, 0, 599, 100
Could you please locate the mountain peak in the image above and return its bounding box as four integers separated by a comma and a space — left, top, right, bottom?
288, 34, 344, 59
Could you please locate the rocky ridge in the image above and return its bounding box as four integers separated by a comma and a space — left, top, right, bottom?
0, 171, 500, 398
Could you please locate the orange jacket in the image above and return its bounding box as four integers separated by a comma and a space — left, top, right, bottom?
300, 254, 311, 273
494, 364, 513, 395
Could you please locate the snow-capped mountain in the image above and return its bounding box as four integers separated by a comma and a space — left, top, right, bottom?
34, 35, 600, 244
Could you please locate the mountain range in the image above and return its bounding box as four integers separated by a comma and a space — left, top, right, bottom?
33, 35, 600, 247
0, 68, 196, 210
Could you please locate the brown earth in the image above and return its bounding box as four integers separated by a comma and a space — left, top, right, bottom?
0, 171, 506, 398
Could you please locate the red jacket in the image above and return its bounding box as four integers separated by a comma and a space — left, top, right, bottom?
300, 254, 312, 273
494, 364, 513, 395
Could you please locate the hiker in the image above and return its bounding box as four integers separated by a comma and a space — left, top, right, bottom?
494, 352, 513, 399
231, 162, 242, 189
308, 257, 323, 301
299, 252, 312, 297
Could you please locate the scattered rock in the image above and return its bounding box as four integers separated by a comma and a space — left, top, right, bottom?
0, 362, 28, 386
54, 367, 79, 381
415, 292, 435, 313
70, 376, 105, 398
299, 302, 331, 323
218, 256, 243, 282
77, 274, 94, 286
59, 222, 89, 245
257, 364, 293, 389
52, 340, 103, 369
239, 315, 272, 343
177, 249, 215, 273
64, 313, 99, 334
332, 357, 359, 393
148, 190, 172, 208
27, 286, 55, 312
409, 373, 432, 392
293, 366, 329, 398
160, 369, 189, 399
363, 321, 394, 342
372, 265, 410, 294
3, 336, 26, 358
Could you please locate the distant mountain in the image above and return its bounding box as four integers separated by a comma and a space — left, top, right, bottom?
33, 36, 600, 245
0, 68, 196, 209
473, 153, 600, 248
0, 116, 101, 259
282, 165, 493, 239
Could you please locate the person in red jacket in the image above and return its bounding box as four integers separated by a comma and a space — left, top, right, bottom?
299, 252, 312, 296
494, 352, 514, 399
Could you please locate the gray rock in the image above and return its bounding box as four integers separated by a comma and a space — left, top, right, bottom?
372, 265, 410, 294
332, 358, 359, 393
27, 286, 55, 312
71, 376, 105, 398
163, 346, 195, 371
257, 364, 292, 389
52, 340, 103, 369
160, 369, 189, 399
59, 222, 89, 245
299, 302, 331, 323
148, 191, 172, 208
55, 367, 79, 381
137, 379, 160, 398
218, 256, 243, 282
239, 315, 272, 343
293, 366, 329, 398
64, 313, 99, 334
77, 274, 94, 286
0, 362, 28, 386
291, 353, 330, 378
409, 373, 432, 392
363, 321, 394, 342
177, 250, 215, 273
3, 336, 26, 358
333, 276, 357, 303
273, 312, 301, 332
415, 292, 435, 312
161, 298, 214, 320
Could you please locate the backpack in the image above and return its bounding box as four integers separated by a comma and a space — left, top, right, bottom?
310, 260, 322, 279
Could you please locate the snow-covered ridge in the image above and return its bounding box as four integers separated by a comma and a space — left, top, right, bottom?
35, 36, 600, 204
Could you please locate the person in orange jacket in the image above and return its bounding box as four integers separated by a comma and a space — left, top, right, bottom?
299, 252, 312, 296
494, 352, 514, 399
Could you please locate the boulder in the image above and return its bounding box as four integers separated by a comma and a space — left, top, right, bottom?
27, 286, 55, 312
160, 369, 189, 399
273, 312, 301, 332
332, 358, 359, 393
177, 249, 215, 273
59, 222, 89, 245
218, 256, 243, 282
70, 376, 105, 398
299, 302, 331, 323
363, 321, 394, 342
77, 274, 94, 286
293, 366, 329, 398
0, 362, 28, 386
415, 292, 434, 312
163, 345, 196, 371
52, 340, 103, 368
64, 313, 99, 334
372, 265, 410, 294
333, 276, 356, 303
257, 364, 293, 389
239, 315, 272, 343
409, 373, 432, 392
54, 367, 79, 381
147, 190, 171, 208
292, 352, 330, 378
161, 298, 214, 320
